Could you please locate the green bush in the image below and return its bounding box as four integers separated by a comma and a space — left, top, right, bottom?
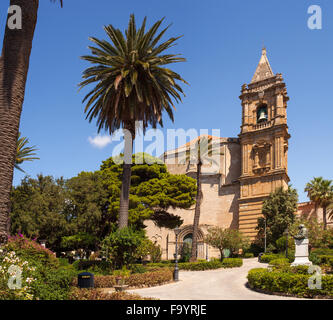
243, 253, 254, 258
178, 258, 242, 270
276, 236, 295, 252
130, 264, 148, 274
247, 268, 333, 298
260, 253, 281, 263
6, 234, 59, 269
72, 259, 112, 275
146, 258, 243, 271
317, 255, 333, 265
221, 258, 243, 268
260, 252, 294, 264
309, 248, 333, 265
247, 243, 264, 257
0, 235, 77, 300
269, 258, 290, 267
76, 269, 173, 289
180, 242, 192, 262
58, 258, 70, 267
102, 227, 147, 269
31, 266, 77, 300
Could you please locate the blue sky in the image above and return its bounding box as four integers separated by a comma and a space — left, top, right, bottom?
1, 0, 332, 202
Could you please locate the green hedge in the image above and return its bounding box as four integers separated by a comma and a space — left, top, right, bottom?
72, 268, 173, 289
260, 253, 294, 264
269, 258, 290, 267
146, 258, 243, 271
247, 268, 333, 298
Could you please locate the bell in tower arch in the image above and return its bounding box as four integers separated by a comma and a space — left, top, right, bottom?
257, 105, 268, 123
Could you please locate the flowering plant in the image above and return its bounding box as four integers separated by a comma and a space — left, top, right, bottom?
0, 248, 36, 300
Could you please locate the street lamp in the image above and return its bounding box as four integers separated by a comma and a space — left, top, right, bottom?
173, 227, 181, 281
284, 227, 289, 259
264, 218, 267, 253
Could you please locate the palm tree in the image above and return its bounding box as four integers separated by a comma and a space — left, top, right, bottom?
305, 177, 333, 230
0, 0, 63, 245
79, 14, 187, 229
180, 136, 223, 261
328, 201, 333, 221
15, 132, 39, 173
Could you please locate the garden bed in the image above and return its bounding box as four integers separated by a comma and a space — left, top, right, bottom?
247, 267, 333, 299
69, 288, 156, 300
72, 268, 173, 289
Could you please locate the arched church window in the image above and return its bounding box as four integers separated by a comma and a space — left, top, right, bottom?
257, 104, 268, 123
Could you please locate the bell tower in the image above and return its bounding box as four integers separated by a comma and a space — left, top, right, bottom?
238, 48, 290, 239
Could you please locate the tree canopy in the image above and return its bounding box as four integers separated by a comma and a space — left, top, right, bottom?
256, 186, 298, 247
10, 153, 196, 253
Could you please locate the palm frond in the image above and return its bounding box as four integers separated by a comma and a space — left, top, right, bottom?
15, 133, 40, 173
79, 14, 187, 136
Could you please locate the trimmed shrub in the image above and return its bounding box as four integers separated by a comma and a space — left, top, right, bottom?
311, 248, 333, 256
72, 268, 173, 289
243, 253, 254, 258
179, 258, 242, 270
130, 264, 148, 274
260, 253, 281, 263
221, 258, 243, 268
247, 268, 333, 298
260, 253, 294, 264
317, 255, 333, 265
146, 258, 243, 271
178, 260, 222, 271
269, 258, 290, 267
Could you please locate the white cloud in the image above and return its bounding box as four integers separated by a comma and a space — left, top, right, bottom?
88, 135, 112, 149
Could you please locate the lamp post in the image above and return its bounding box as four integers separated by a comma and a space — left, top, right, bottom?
264, 218, 267, 253
284, 227, 289, 259
173, 227, 181, 281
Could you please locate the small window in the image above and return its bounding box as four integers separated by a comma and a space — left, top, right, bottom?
257, 104, 268, 123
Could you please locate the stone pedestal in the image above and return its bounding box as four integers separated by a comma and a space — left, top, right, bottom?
291, 238, 312, 266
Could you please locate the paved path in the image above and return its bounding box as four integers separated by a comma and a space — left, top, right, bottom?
128, 258, 304, 300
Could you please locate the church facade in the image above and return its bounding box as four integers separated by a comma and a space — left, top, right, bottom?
145, 48, 291, 259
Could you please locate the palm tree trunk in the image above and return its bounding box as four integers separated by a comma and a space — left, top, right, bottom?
118, 124, 134, 229
323, 205, 327, 230
0, 0, 39, 245
190, 161, 202, 262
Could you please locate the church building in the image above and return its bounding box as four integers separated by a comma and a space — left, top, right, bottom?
145, 48, 291, 259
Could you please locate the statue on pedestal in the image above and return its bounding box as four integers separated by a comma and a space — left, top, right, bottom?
291, 224, 312, 266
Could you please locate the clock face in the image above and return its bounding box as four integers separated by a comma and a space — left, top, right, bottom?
257, 105, 268, 123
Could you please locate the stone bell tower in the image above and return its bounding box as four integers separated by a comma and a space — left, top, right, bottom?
238, 48, 290, 239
